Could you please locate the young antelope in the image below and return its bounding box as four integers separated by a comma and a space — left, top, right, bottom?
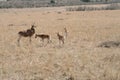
35, 34, 50, 44
57, 32, 64, 44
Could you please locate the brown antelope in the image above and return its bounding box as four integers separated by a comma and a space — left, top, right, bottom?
35, 34, 50, 45
17, 24, 36, 46
57, 32, 64, 45
56, 27, 68, 45
64, 27, 68, 38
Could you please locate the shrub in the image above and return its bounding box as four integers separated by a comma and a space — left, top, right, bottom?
50, 0, 55, 4
66, 3, 120, 11
81, 0, 90, 2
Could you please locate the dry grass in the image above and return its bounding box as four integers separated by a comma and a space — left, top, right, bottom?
0, 7, 120, 80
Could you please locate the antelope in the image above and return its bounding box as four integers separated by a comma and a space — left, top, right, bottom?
57, 32, 64, 44
56, 27, 68, 45
17, 24, 36, 46
35, 34, 50, 45
64, 27, 68, 38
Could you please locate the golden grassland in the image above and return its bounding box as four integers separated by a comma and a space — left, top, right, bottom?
0, 7, 120, 80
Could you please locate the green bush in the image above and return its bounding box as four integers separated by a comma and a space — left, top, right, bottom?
50, 0, 55, 4
66, 3, 120, 11
81, 0, 90, 2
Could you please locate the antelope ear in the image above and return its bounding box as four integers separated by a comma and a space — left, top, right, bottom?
34, 25, 37, 27
31, 23, 35, 27
32, 22, 37, 28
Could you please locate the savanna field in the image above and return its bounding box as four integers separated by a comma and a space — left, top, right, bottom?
0, 7, 120, 80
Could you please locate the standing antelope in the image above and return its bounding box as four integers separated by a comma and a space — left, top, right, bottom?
56, 27, 68, 45
64, 27, 68, 38
57, 32, 64, 45
35, 34, 50, 46
17, 24, 36, 46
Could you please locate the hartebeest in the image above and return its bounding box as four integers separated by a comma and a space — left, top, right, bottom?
35, 34, 50, 46
57, 32, 64, 44
64, 27, 68, 38
56, 27, 68, 45
17, 24, 36, 46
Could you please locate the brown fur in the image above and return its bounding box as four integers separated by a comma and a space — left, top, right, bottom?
35, 34, 50, 43
57, 32, 64, 44
64, 27, 68, 38
17, 25, 36, 45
